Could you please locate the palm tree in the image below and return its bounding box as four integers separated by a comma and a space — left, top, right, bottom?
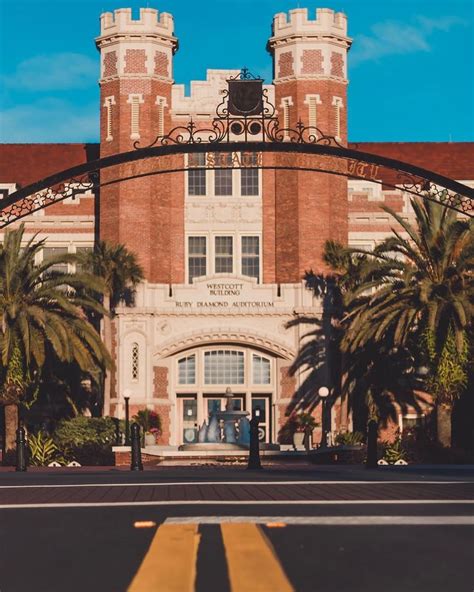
0, 224, 110, 458
286, 243, 371, 433
342, 198, 473, 446
79, 241, 144, 415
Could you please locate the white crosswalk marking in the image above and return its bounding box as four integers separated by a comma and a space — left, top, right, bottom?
166, 515, 474, 526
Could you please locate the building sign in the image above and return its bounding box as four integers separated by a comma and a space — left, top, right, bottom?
174, 280, 274, 309
188, 152, 262, 169
348, 159, 379, 180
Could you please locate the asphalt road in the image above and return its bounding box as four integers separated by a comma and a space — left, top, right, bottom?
0, 466, 472, 592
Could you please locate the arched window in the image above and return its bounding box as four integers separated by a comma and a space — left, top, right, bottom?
178, 354, 196, 384
204, 350, 244, 384
252, 354, 271, 384
131, 343, 139, 381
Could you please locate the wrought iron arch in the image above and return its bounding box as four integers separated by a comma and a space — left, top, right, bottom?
1, 71, 473, 224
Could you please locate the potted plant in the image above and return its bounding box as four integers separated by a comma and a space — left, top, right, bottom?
132, 409, 162, 447
291, 412, 318, 450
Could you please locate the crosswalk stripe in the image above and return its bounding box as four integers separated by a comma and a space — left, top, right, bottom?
128, 524, 200, 592
221, 523, 294, 592
166, 515, 474, 526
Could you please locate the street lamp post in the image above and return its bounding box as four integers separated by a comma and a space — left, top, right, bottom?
247, 406, 262, 470
318, 386, 330, 448
124, 390, 131, 446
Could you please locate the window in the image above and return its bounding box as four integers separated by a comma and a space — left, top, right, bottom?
188, 153, 206, 195
241, 236, 259, 281
215, 154, 233, 195
188, 237, 207, 283
127, 94, 144, 140
75, 246, 92, 273
155, 96, 166, 137
215, 236, 233, 273
204, 350, 244, 384
131, 343, 139, 381
178, 355, 196, 384
42, 247, 68, 274
103, 96, 115, 142
252, 355, 270, 384
241, 154, 259, 196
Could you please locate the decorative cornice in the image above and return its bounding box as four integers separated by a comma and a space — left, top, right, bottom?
155, 328, 295, 360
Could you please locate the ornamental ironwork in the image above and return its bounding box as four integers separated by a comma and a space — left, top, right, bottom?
0, 68, 473, 225
137, 68, 343, 149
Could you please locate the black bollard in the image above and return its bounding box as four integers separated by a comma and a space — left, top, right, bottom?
366, 419, 378, 469
16, 427, 27, 472
124, 396, 131, 446
247, 409, 262, 470
130, 423, 143, 471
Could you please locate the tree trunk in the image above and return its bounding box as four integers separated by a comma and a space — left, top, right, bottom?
437, 404, 452, 448
3, 404, 18, 459
338, 366, 349, 433
102, 293, 113, 417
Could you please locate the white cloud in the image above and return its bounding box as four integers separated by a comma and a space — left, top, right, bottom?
0, 98, 99, 142
350, 15, 467, 67
3, 53, 97, 91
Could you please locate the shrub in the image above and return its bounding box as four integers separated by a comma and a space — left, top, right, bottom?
53, 417, 116, 466
28, 431, 67, 466
335, 431, 365, 446
382, 438, 408, 464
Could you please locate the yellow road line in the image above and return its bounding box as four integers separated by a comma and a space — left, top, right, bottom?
128, 523, 200, 592
221, 523, 294, 592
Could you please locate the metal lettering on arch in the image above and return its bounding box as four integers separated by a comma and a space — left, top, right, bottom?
1, 69, 473, 225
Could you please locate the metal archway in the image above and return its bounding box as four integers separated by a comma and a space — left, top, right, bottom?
1, 71, 473, 224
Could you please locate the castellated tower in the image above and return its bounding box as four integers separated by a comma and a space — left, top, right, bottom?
266, 8, 352, 280
95, 8, 183, 283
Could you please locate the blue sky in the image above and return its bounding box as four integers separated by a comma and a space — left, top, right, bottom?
0, 0, 473, 143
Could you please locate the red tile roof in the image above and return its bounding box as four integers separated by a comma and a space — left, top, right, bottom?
0, 142, 473, 188
0, 144, 99, 187
348, 142, 474, 181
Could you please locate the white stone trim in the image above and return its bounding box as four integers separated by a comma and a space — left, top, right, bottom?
155, 95, 168, 137
103, 96, 116, 142
332, 96, 343, 141
127, 93, 145, 140
304, 94, 322, 134
280, 96, 294, 139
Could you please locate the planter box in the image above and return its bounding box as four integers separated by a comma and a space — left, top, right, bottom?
308, 445, 366, 465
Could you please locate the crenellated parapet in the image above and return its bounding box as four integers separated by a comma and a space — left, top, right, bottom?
172, 69, 275, 118
268, 7, 352, 83
271, 8, 348, 41
98, 8, 176, 43
96, 8, 178, 83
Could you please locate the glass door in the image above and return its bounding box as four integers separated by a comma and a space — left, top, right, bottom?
252, 396, 271, 443
180, 397, 198, 444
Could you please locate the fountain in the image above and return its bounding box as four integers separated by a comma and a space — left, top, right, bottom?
180, 387, 250, 451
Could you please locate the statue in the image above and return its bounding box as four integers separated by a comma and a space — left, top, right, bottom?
206, 415, 220, 443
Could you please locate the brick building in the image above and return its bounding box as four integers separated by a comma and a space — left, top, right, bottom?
1, 7, 473, 447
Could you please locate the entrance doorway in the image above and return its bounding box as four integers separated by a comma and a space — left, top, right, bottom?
179, 396, 198, 444
252, 395, 271, 443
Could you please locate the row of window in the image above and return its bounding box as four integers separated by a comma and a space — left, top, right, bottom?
188, 235, 259, 283
41, 246, 92, 274
178, 351, 271, 385
188, 153, 259, 197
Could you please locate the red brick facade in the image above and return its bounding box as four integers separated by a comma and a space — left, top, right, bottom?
153, 367, 171, 443
301, 50, 324, 75
124, 49, 147, 74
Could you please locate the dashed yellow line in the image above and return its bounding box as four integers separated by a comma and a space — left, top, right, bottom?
128, 523, 200, 592
221, 523, 294, 592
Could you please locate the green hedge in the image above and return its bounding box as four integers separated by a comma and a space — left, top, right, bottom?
53, 417, 116, 466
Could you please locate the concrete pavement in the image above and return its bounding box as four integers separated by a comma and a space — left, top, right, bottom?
0, 464, 472, 591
